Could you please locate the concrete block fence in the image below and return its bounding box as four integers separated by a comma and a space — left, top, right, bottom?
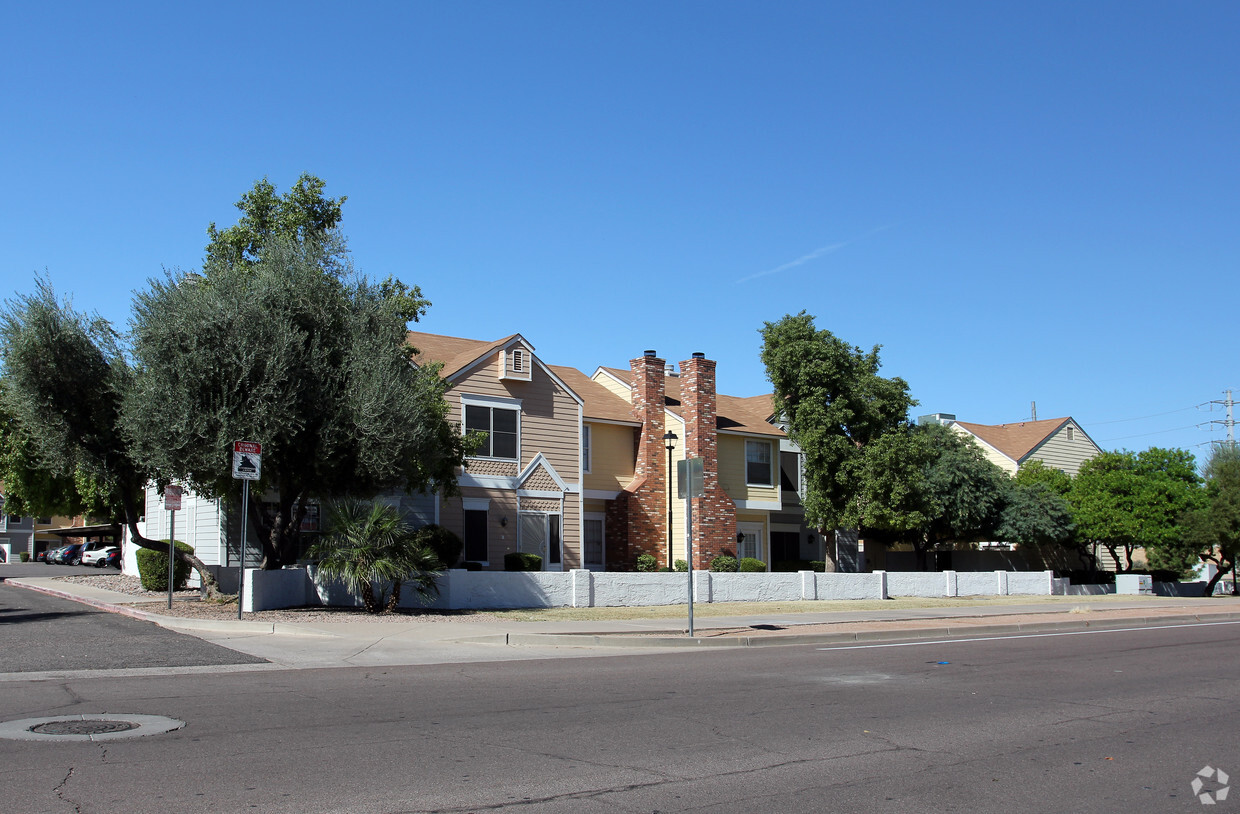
240, 567, 1059, 612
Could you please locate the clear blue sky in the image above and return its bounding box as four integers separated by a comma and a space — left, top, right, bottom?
3, 1, 1237, 461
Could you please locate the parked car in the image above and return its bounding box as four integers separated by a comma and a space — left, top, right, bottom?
52, 544, 84, 565
82, 544, 119, 567
101, 549, 122, 569
36, 548, 53, 563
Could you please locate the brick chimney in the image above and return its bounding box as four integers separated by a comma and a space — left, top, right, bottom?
681, 352, 736, 568
623, 350, 670, 566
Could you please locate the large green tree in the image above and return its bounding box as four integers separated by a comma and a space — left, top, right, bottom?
1158, 445, 1240, 594
1069, 448, 1202, 572
206, 173, 345, 266
760, 312, 915, 537
125, 177, 473, 568
855, 422, 1008, 570
997, 461, 1083, 571
0, 281, 219, 585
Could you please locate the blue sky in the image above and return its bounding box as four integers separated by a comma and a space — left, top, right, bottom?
3, 1, 1237, 460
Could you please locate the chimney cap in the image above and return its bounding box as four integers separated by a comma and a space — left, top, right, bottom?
691, 352, 706, 360
643, 349, 657, 358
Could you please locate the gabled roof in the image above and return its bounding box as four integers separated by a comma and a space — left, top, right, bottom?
407, 331, 527, 379
548, 365, 640, 425
596, 367, 783, 438
952, 417, 1076, 463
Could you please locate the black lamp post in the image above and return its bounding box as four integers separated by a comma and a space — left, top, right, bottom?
663, 430, 677, 569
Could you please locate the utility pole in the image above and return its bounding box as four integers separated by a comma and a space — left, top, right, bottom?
1208, 390, 1236, 448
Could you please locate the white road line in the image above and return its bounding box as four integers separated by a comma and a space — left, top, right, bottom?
816, 620, 1240, 651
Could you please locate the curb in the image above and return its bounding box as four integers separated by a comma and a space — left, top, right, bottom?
496, 611, 1240, 649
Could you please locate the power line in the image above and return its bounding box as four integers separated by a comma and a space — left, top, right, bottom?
1089, 404, 1202, 426
1098, 423, 1205, 443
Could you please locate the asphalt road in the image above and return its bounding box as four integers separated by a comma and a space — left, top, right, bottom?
0, 582, 267, 673
1, 608, 1237, 813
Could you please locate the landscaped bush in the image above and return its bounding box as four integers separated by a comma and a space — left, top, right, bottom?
709, 555, 737, 572
739, 557, 766, 572
809, 560, 827, 572
136, 540, 194, 591
673, 559, 688, 572
504, 552, 543, 571
417, 524, 463, 569
462, 561, 484, 571
19, 552, 30, 562
635, 553, 658, 572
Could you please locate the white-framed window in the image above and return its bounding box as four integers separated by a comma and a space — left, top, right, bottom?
1066, 426, 1075, 442
745, 440, 773, 486
583, 425, 591, 473
462, 395, 521, 460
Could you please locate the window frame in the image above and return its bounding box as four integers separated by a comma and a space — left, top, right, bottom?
582, 424, 591, 474
745, 439, 774, 487
461, 395, 522, 461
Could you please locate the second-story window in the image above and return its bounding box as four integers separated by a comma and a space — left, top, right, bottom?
746, 440, 773, 486
583, 425, 591, 473
466, 404, 519, 459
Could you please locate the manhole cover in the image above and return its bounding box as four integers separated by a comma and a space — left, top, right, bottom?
30, 720, 139, 736
0, 714, 184, 742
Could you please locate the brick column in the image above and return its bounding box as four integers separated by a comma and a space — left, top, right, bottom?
681, 352, 736, 569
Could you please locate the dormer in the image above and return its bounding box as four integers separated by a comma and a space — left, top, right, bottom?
499, 338, 534, 382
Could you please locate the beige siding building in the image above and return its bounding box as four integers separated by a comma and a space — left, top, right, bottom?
946, 416, 1102, 476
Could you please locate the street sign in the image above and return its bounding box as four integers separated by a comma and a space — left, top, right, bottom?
677, 457, 705, 499
163, 484, 183, 511
232, 441, 262, 481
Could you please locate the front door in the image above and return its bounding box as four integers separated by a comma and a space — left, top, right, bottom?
519, 513, 562, 571
736, 522, 765, 567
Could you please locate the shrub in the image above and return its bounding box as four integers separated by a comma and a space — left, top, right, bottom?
136, 541, 194, 591
709, 555, 738, 572
19, 552, 30, 562
739, 557, 766, 572
504, 552, 543, 571
809, 560, 827, 572
657, 566, 672, 572
417, 524, 464, 569
635, 553, 658, 572
462, 561, 484, 571
673, 559, 688, 572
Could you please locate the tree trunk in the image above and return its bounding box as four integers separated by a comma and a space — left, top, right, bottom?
360, 581, 380, 614
385, 579, 403, 613
121, 492, 221, 598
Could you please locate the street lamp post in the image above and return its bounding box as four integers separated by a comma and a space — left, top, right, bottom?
663, 430, 677, 569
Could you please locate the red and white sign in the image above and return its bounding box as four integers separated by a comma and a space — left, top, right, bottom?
232, 441, 263, 481
163, 484, 183, 511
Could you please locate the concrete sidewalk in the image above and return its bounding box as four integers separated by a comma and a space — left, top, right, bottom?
8, 575, 1240, 670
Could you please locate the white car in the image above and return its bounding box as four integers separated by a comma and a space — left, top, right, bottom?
81, 543, 119, 567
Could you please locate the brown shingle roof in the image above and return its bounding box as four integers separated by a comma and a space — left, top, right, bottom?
407, 331, 522, 378
547, 365, 639, 424
953, 418, 1071, 462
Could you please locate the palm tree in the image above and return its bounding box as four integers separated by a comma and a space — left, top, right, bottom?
307, 499, 442, 613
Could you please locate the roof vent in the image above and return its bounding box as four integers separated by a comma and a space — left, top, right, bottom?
644, 350, 657, 358
691, 352, 706, 360
665, 364, 677, 377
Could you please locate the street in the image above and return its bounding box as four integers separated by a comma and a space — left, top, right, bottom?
1, 585, 1238, 813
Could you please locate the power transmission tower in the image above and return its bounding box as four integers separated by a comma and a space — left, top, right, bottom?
1208, 390, 1236, 448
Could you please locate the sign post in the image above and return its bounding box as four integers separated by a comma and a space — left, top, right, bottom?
677, 458, 705, 637
163, 485, 182, 610
232, 441, 262, 619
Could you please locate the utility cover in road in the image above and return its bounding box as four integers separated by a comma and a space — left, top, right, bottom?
232, 441, 262, 481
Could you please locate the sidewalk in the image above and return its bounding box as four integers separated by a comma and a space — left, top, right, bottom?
8, 575, 1240, 670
